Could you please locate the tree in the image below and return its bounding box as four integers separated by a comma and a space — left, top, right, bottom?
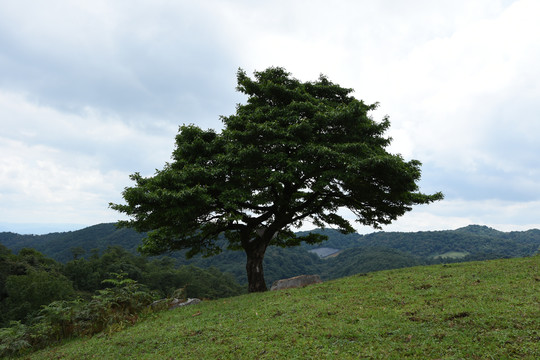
110, 67, 443, 292
4, 270, 74, 323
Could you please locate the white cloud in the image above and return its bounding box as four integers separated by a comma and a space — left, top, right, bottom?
0, 0, 240, 126
0, 137, 117, 223
375, 198, 540, 233
382, 0, 540, 162
0, 0, 539, 234
300, 197, 540, 234
0, 90, 176, 228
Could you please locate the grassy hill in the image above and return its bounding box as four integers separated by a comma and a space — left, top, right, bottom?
27, 256, 539, 359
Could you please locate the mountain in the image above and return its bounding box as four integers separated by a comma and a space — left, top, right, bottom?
353, 225, 540, 258
1, 223, 539, 286
0, 223, 145, 263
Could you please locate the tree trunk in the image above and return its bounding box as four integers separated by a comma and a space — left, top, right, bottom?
245, 244, 268, 292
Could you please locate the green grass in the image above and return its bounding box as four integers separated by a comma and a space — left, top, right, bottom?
25, 256, 539, 359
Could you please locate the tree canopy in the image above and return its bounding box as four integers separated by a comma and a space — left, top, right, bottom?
110, 67, 443, 292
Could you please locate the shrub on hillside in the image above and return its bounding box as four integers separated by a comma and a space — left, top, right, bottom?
0, 274, 156, 358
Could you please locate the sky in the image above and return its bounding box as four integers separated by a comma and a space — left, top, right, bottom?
1, 0, 539, 235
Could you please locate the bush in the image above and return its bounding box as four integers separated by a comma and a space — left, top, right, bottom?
0, 321, 31, 357
76, 274, 155, 335
0, 274, 156, 358
4, 270, 74, 323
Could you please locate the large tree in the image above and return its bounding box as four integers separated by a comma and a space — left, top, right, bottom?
110, 67, 443, 292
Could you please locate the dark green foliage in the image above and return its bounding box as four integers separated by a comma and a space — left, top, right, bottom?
0, 267, 241, 358
0, 274, 156, 358
4, 270, 74, 323
0, 245, 244, 357
3, 224, 539, 266
141, 257, 244, 299
0, 266, 238, 358
0, 247, 74, 326
34, 299, 82, 342
0, 321, 31, 356
322, 247, 422, 280
0, 244, 244, 332
62, 246, 244, 299
75, 274, 154, 336
262, 247, 322, 285
172, 245, 323, 287
172, 266, 244, 299
3, 224, 540, 292
356, 225, 539, 258
110, 67, 442, 292
0, 223, 144, 262
297, 228, 363, 250
0, 244, 16, 303
63, 246, 146, 293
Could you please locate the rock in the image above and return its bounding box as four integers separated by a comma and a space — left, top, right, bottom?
149, 298, 169, 311
150, 298, 202, 311
270, 274, 322, 291
169, 298, 202, 310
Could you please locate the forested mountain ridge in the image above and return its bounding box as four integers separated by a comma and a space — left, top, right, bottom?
2, 223, 539, 263
1, 223, 539, 287
0, 223, 143, 262
357, 225, 540, 258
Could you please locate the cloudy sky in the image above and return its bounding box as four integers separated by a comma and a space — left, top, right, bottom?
1, 0, 539, 235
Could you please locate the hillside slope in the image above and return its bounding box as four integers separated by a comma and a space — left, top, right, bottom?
29, 256, 539, 359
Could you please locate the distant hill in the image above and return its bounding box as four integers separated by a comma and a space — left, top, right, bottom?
357, 225, 540, 258
0, 223, 145, 263
1, 223, 539, 286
